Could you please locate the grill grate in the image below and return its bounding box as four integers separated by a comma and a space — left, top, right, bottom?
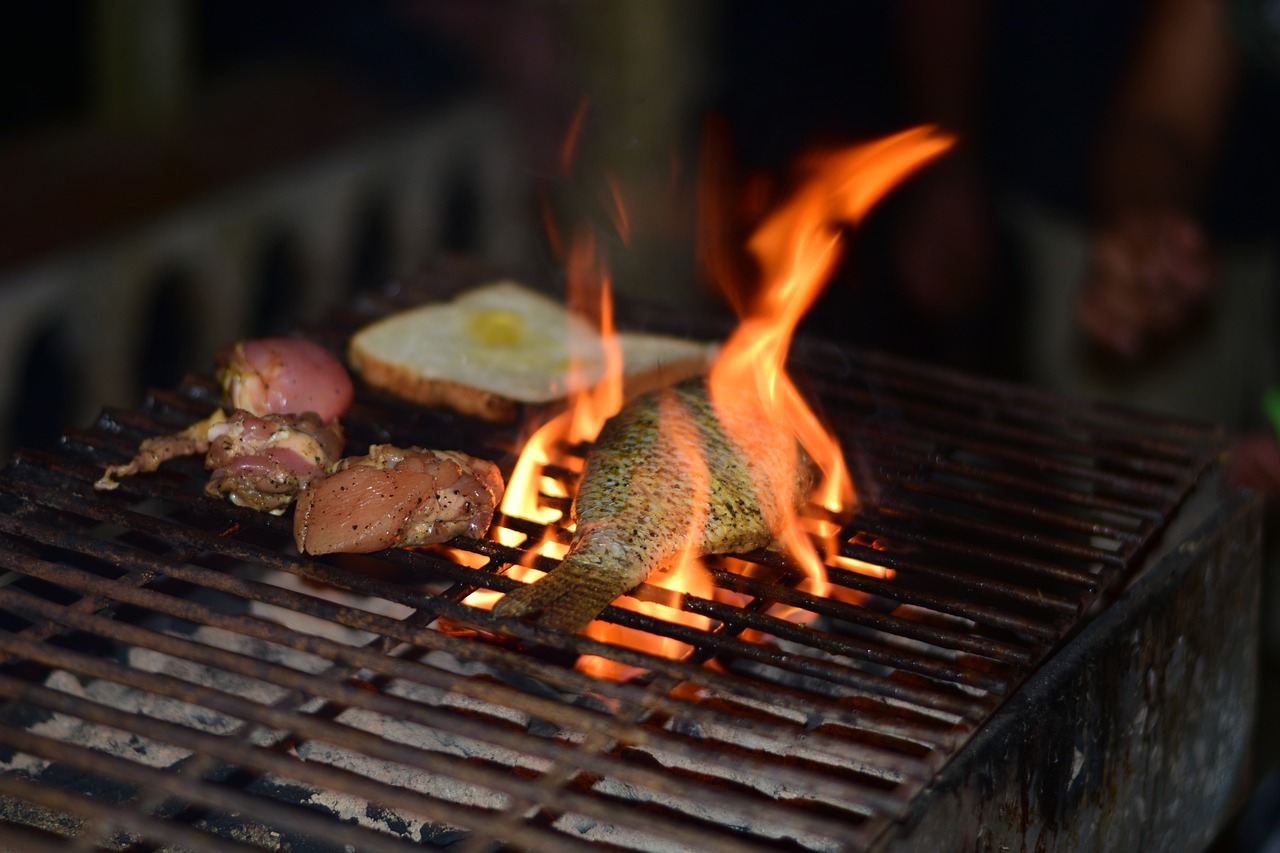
0, 284, 1220, 852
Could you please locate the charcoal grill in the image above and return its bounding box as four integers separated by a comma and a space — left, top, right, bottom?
0, 271, 1260, 852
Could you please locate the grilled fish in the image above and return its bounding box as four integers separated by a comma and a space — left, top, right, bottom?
493, 379, 813, 633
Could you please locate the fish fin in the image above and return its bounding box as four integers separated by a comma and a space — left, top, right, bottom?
493, 559, 630, 634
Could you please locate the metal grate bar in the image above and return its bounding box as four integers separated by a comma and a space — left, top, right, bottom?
0, 577, 907, 825
701, 564, 1034, 665
0, 627, 813, 853
0, 768, 286, 853
806, 346, 1213, 462
0, 467, 1007, 725
4, 719, 564, 853
0, 526, 944, 773
0, 566, 902, 850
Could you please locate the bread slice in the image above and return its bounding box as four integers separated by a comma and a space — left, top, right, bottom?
349, 281, 716, 420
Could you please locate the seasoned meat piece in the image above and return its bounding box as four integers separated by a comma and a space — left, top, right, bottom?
95, 336, 353, 501
204, 411, 346, 514
493, 379, 814, 633
293, 445, 505, 555
218, 337, 353, 422
94, 410, 225, 490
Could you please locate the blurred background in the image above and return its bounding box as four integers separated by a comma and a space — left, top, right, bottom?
0, 1, 1278, 845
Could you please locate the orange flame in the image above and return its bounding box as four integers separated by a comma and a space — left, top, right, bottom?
708, 125, 952, 596
560, 96, 590, 176
577, 546, 714, 681
463, 229, 619, 612
478, 125, 947, 678
604, 174, 632, 248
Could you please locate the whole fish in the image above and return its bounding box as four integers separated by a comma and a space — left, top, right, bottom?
493, 379, 813, 633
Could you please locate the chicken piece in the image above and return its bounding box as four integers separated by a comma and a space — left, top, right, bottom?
94, 410, 226, 490
492, 379, 814, 633
218, 337, 353, 422
204, 410, 346, 514
293, 445, 505, 555
95, 336, 353, 495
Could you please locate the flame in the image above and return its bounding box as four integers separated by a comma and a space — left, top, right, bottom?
604, 174, 632, 248
560, 96, 590, 176
477, 124, 947, 679
708, 125, 952, 597
463, 229, 619, 612
475, 189, 720, 673
486, 100, 620, 570
578, 548, 714, 681
493, 222, 720, 673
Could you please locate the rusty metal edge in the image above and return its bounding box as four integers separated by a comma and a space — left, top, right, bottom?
872, 465, 1262, 853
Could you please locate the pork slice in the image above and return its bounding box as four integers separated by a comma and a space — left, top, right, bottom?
294, 445, 504, 555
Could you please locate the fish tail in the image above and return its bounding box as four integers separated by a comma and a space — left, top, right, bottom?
492, 557, 631, 634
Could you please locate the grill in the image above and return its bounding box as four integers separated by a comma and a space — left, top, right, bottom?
0, 271, 1260, 852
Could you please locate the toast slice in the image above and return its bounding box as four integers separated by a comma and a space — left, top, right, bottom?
349, 281, 715, 420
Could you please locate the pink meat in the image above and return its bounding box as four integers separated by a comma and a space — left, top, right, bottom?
96, 336, 354, 498
204, 411, 346, 514
294, 445, 504, 555
218, 337, 354, 422
94, 411, 223, 490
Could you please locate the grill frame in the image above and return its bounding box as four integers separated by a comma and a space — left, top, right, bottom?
0, 273, 1243, 852
879, 472, 1259, 851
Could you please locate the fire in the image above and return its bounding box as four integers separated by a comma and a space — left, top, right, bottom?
560, 96, 590, 176
708, 125, 952, 593
470, 181, 718, 666
462, 228, 619, 611
604, 174, 632, 248
474, 123, 947, 678
578, 549, 714, 682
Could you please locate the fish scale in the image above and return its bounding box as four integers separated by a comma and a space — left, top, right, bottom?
494, 379, 813, 633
